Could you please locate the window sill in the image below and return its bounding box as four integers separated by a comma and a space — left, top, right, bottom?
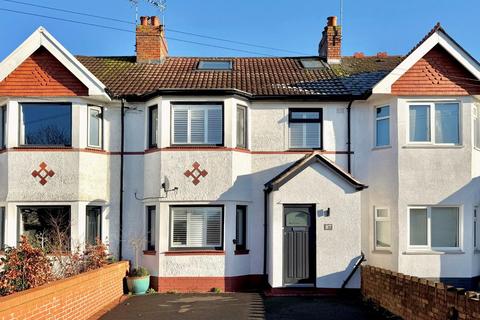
402, 144, 464, 149
287, 148, 324, 152
164, 250, 225, 256
143, 250, 156, 256
402, 250, 464, 255
372, 249, 392, 254
372, 145, 392, 151
234, 249, 250, 255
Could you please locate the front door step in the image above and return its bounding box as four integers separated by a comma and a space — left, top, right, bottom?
264, 287, 360, 297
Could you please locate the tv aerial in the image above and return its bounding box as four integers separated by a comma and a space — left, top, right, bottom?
129, 0, 167, 24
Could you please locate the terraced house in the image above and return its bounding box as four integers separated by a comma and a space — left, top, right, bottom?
1, 15, 480, 292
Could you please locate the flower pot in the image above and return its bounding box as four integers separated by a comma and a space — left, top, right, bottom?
126, 275, 150, 295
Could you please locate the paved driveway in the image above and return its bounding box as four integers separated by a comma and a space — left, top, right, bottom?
100, 293, 392, 320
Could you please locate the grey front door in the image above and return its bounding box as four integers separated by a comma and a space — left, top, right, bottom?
283, 205, 316, 285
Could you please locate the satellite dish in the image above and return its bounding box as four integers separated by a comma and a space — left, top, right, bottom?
162, 176, 170, 191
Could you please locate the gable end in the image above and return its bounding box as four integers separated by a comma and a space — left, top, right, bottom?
392, 45, 480, 96
0, 46, 88, 97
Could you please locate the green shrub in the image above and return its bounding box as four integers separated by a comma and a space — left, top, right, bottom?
129, 267, 150, 277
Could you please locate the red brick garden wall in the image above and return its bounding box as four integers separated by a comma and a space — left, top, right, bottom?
361, 265, 480, 320
0, 261, 128, 320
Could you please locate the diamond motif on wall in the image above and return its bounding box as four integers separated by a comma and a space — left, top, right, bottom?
31, 162, 55, 186
184, 162, 208, 185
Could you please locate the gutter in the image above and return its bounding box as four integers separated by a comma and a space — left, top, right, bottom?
119, 99, 126, 260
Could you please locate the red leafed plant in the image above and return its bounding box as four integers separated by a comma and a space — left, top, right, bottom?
0, 236, 53, 296
83, 238, 109, 272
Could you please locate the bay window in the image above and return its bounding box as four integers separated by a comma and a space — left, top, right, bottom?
374, 208, 391, 250
375, 106, 390, 147
409, 206, 460, 250
289, 109, 322, 149
0, 207, 4, 250
146, 206, 156, 251
86, 206, 102, 245
170, 206, 223, 250
409, 102, 459, 144
0, 105, 5, 148
148, 105, 158, 148
88, 106, 102, 148
20, 103, 72, 146
171, 103, 223, 145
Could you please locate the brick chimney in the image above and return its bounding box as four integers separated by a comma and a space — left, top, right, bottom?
318, 16, 342, 64
136, 16, 168, 63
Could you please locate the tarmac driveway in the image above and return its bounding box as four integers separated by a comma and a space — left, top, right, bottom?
100, 293, 392, 320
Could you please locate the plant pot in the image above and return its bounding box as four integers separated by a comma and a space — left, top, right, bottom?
126, 275, 150, 295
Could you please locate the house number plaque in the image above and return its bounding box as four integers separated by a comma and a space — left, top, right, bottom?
324, 224, 333, 231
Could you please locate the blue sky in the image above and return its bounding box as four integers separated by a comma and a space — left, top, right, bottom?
0, 0, 479, 60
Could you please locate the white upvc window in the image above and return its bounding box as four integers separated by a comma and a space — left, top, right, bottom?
375, 106, 390, 147
474, 105, 480, 149
170, 206, 223, 250
408, 206, 461, 251
374, 207, 391, 250
0, 105, 5, 148
171, 103, 223, 145
87, 106, 102, 148
408, 102, 460, 145
288, 109, 322, 149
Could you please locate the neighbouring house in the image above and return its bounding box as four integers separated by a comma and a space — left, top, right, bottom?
1, 15, 480, 292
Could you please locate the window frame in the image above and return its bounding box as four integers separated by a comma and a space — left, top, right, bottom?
0, 207, 5, 250
235, 205, 247, 252
288, 108, 323, 150
146, 206, 156, 251
474, 206, 478, 251
0, 105, 5, 149
197, 60, 233, 71
474, 105, 480, 149
374, 207, 391, 251
375, 105, 390, 147
407, 102, 461, 145
169, 205, 224, 251
19, 102, 73, 147
236, 105, 248, 149
170, 102, 224, 147
148, 105, 158, 149
87, 106, 103, 149
407, 206, 461, 251
85, 206, 102, 245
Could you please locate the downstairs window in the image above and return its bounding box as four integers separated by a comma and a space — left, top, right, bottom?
170, 206, 223, 250
18, 206, 71, 251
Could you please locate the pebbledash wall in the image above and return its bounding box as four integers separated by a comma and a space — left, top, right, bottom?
361, 265, 480, 320
0, 261, 128, 320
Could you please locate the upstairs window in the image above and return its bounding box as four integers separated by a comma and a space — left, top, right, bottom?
20, 103, 72, 146
289, 109, 322, 149
0, 106, 5, 148
170, 206, 223, 250
197, 60, 232, 71
236, 105, 247, 148
474, 105, 480, 149
88, 106, 102, 148
172, 103, 223, 145
409, 102, 459, 144
86, 206, 102, 245
148, 105, 158, 148
375, 106, 390, 147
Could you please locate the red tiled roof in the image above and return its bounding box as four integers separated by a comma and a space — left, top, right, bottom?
76, 55, 402, 99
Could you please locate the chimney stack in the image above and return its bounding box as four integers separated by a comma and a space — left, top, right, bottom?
318, 16, 342, 64
136, 16, 168, 63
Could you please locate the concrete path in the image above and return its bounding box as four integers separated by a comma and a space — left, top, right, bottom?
100, 293, 391, 320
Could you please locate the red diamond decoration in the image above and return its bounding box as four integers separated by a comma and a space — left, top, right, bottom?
31, 162, 55, 186
184, 162, 208, 185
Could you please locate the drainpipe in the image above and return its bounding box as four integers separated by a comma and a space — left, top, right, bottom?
119, 99, 125, 260
347, 100, 354, 173
263, 188, 270, 282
